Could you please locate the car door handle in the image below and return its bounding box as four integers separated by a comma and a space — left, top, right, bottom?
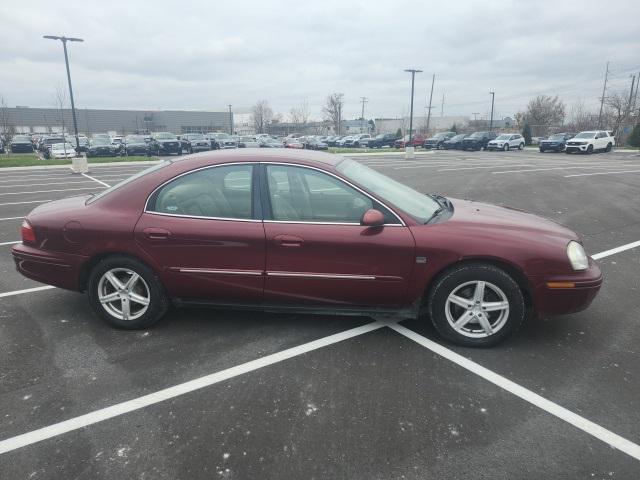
143, 227, 172, 240
274, 234, 304, 247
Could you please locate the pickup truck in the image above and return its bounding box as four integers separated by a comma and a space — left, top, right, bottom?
369, 133, 400, 149
565, 130, 615, 154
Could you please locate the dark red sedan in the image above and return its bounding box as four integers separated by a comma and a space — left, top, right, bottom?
12, 150, 602, 346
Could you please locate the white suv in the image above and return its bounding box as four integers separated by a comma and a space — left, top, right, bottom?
565, 131, 615, 154
486, 134, 525, 151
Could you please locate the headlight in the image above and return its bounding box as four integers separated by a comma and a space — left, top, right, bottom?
567, 241, 588, 270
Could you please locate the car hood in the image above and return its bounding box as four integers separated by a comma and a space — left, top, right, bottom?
443, 198, 578, 241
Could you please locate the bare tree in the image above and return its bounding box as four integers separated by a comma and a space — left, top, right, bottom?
0, 94, 13, 142
322, 93, 344, 134
566, 99, 597, 132
251, 100, 274, 134
603, 90, 632, 136
518, 95, 565, 136
289, 99, 310, 129
53, 85, 69, 136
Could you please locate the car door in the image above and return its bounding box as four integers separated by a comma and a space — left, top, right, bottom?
261, 163, 416, 307
135, 163, 266, 303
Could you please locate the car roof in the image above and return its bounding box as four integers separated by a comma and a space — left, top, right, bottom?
171, 148, 343, 170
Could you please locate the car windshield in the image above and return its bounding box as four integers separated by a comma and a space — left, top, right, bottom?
548, 134, 565, 140
13, 135, 30, 142
574, 132, 596, 139
336, 159, 440, 223
185, 134, 205, 140
125, 136, 145, 143
91, 138, 111, 146
154, 133, 176, 139
450, 135, 466, 141
52, 143, 74, 150
495, 135, 510, 140
468, 132, 486, 139
45, 138, 64, 144
87, 160, 172, 204
240, 137, 255, 142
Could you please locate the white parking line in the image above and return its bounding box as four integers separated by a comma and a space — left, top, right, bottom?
0, 181, 96, 189
388, 323, 640, 462
0, 216, 24, 221
592, 240, 640, 260
0, 321, 386, 455
0, 240, 20, 246
565, 169, 640, 178
0, 187, 101, 197
0, 285, 55, 298
493, 165, 640, 174
0, 200, 52, 207
81, 173, 111, 188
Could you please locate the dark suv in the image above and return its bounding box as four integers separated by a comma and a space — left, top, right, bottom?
539, 133, 574, 153
148, 132, 182, 156
423, 132, 456, 149
369, 133, 399, 148
461, 131, 498, 151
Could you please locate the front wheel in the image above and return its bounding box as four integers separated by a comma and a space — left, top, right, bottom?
518, 143, 524, 150
87, 255, 169, 329
427, 263, 525, 347
586, 144, 594, 154
605, 143, 612, 152
503, 144, 509, 151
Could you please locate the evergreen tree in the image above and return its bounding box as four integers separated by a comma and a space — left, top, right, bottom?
395, 128, 402, 138
628, 124, 640, 148
451, 123, 458, 133
522, 123, 532, 146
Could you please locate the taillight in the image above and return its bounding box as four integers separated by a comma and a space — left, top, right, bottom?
21, 220, 36, 244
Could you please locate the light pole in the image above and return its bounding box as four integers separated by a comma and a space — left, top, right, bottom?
228, 105, 233, 135
489, 91, 495, 132
404, 69, 422, 150
43, 35, 83, 155
360, 97, 368, 134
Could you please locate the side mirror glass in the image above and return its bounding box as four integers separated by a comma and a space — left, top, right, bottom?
361, 209, 385, 227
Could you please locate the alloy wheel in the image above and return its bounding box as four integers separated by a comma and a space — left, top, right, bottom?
444, 280, 510, 338
97, 268, 151, 321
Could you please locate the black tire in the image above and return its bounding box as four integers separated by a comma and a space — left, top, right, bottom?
189, 147, 193, 154
586, 144, 593, 154
518, 143, 524, 150
539, 148, 545, 153
427, 263, 525, 347
605, 143, 612, 152
503, 143, 509, 151
87, 255, 169, 330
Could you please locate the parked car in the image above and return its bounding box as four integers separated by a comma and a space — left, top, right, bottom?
123, 135, 149, 156
87, 138, 122, 157
395, 134, 427, 149
423, 132, 456, 149
260, 138, 284, 148
9, 135, 35, 153
486, 134, 525, 151
207, 132, 232, 150
12, 150, 602, 347
48, 142, 76, 159
74, 136, 90, 153
180, 133, 211, 153
0, 138, 4, 154
335, 136, 352, 147
38, 136, 65, 154
369, 133, 399, 149
344, 134, 372, 147
304, 137, 329, 150
148, 132, 182, 156
92, 133, 112, 142
565, 131, 615, 154
461, 132, 498, 151
539, 133, 575, 153
442, 134, 469, 150
237, 136, 260, 148
284, 138, 305, 149
325, 136, 342, 147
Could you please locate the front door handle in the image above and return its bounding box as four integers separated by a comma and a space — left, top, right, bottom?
274, 234, 304, 247
143, 227, 172, 240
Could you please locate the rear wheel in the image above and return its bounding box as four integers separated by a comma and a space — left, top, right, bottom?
87, 255, 169, 329
427, 263, 525, 347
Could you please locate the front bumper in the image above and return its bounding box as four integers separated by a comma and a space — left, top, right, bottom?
531, 261, 603, 315
12, 243, 88, 291
565, 144, 589, 153
190, 143, 210, 152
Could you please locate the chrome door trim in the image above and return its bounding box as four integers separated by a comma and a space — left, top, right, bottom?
178, 268, 263, 276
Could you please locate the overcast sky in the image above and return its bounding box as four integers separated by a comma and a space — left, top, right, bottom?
1, 0, 639, 121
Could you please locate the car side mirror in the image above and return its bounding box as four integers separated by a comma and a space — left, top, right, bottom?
361, 209, 385, 227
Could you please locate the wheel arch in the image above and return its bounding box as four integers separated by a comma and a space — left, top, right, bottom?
78, 251, 163, 293
423, 256, 534, 311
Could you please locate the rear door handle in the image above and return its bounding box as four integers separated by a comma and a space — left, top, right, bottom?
143, 227, 172, 240
274, 234, 304, 247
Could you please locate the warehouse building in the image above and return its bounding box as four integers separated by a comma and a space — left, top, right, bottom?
3, 106, 232, 135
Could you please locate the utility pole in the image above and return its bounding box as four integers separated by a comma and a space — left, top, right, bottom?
597, 61, 610, 129
360, 96, 368, 133
228, 105, 233, 134
489, 91, 495, 131
403, 69, 422, 158
626, 75, 636, 119
425, 74, 435, 134
43, 35, 83, 155
472, 112, 479, 122
441, 93, 444, 117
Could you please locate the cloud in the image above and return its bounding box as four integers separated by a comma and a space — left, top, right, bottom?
0, 0, 638, 120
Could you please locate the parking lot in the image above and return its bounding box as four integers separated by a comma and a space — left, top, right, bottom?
1, 148, 639, 479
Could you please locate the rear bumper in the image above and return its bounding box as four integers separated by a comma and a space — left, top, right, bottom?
10, 145, 34, 153
531, 262, 603, 315
11, 243, 87, 291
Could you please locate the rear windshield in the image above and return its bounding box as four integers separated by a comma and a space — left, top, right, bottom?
87, 160, 171, 204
